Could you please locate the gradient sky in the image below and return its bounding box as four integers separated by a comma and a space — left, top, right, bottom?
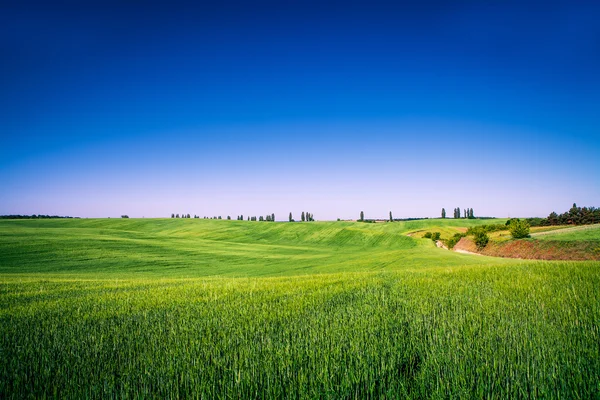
1, 1, 599, 220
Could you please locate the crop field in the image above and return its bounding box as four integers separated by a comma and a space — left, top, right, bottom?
1, 219, 599, 398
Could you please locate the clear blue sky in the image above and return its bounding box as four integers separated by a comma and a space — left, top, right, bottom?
1, 1, 599, 219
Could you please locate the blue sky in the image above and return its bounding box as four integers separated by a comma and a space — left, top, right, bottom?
1, 1, 599, 219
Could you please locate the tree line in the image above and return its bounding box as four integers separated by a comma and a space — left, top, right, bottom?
448, 208, 475, 219
529, 204, 600, 226
0, 215, 75, 219
169, 212, 317, 222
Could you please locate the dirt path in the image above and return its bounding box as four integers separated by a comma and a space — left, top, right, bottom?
435, 240, 448, 250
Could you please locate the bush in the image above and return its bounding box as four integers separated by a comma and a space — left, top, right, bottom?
466, 224, 506, 235
473, 231, 489, 249
431, 232, 441, 241
446, 233, 466, 249
423, 232, 432, 239
509, 219, 530, 239
121, 215, 129, 218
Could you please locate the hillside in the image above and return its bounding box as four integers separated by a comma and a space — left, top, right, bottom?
0, 218, 515, 277
1, 218, 598, 398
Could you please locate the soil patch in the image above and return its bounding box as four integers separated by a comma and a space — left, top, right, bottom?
454, 237, 600, 261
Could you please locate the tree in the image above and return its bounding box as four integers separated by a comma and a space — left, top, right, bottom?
301, 212, 305, 222
441, 208, 446, 219
272, 213, 275, 222
176, 214, 179, 218
509, 219, 530, 239
227, 216, 231, 220
468, 208, 474, 219
187, 214, 191, 219
360, 211, 364, 222
121, 215, 129, 218
289, 212, 293, 222
171, 213, 175, 218
473, 231, 489, 249
389, 211, 393, 222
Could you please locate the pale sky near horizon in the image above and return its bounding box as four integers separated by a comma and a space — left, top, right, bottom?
2, 1, 599, 220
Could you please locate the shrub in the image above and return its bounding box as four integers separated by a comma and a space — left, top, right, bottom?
509, 219, 530, 239
121, 215, 129, 218
473, 231, 489, 249
446, 233, 466, 249
466, 224, 506, 235
431, 232, 441, 241
423, 232, 432, 239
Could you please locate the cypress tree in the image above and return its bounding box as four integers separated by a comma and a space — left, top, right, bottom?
441, 208, 446, 219
301, 212, 305, 222
289, 212, 293, 222
389, 211, 393, 222
360, 211, 364, 221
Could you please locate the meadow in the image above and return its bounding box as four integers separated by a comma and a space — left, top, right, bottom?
1, 219, 599, 398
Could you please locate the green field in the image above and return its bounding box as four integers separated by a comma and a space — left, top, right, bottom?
533, 224, 600, 241
1, 219, 599, 398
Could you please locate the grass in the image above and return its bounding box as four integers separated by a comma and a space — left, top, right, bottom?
533, 224, 600, 241
1, 218, 599, 398
0, 218, 515, 277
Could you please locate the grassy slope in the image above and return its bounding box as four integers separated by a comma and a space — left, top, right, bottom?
534, 224, 600, 241
1, 219, 599, 398
0, 218, 515, 278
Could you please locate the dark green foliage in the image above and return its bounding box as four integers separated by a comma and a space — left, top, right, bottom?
548, 204, 599, 226
289, 212, 293, 222
360, 211, 364, 222
301, 212, 305, 222
272, 213, 275, 222
509, 219, 531, 239
473, 231, 489, 249
121, 215, 129, 218
466, 224, 507, 235
423, 232, 432, 239
446, 233, 466, 249
171, 214, 175, 218
431, 232, 441, 241
441, 208, 446, 219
